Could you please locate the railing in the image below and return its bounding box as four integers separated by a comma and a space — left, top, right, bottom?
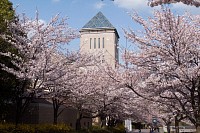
163, 126, 196, 133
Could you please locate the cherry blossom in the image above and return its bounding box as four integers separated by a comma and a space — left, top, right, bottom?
0, 12, 78, 124
148, 0, 200, 7
122, 8, 200, 132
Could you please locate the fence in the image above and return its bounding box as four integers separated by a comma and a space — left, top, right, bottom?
163, 126, 196, 133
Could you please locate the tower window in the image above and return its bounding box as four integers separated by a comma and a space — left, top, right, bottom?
90, 38, 92, 49
102, 37, 104, 48
98, 38, 100, 48
94, 38, 96, 49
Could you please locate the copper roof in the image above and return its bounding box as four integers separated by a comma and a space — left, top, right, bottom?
82, 12, 115, 29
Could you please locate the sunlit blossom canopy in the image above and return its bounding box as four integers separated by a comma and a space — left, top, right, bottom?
148, 0, 200, 7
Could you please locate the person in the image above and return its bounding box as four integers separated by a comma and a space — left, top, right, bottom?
150, 127, 153, 133
157, 127, 159, 132
149, 125, 153, 133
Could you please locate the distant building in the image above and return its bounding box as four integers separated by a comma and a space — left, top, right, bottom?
80, 12, 119, 68
8, 98, 92, 129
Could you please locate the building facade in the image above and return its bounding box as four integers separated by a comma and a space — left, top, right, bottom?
80, 12, 119, 68
11, 98, 92, 129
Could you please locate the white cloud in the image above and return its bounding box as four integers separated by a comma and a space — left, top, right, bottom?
113, 0, 199, 15
52, 0, 60, 3
113, 0, 147, 10
94, 1, 106, 9
171, 2, 200, 15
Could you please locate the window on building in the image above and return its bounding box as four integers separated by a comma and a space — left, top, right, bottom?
102, 37, 104, 48
98, 38, 100, 48
90, 38, 92, 49
94, 38, 96, 49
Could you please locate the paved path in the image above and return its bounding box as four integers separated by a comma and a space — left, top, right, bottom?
128, 129, 151, 133
127, 128, 164, 133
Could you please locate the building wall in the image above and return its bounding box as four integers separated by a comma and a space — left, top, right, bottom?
80, 29, 119, 68
81, 117, 93, 129
38, 103, 53, 124
57, 107, 78, 128
20, 100, 92, 129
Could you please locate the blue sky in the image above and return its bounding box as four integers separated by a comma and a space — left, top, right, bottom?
9, 0, 200, 54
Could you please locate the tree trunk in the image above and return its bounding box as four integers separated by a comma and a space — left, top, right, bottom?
76, 113, 82, 130
52, 99, 59, 125
163, 118, 171, 133
76, 118, 81, 130
53, 107, 58, 125
15, 80, 28, 126
175, 116, 179, 133
100, 115, 106, 128
15, 99, 21, 126
166, 121, 171, 133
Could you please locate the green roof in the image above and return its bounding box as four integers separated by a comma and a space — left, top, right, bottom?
82, 12, 115, 29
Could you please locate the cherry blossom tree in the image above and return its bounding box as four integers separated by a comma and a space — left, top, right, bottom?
37, 51, 75, 124
0, 11, 78, 124
40, 52, 100, 129
42, 52, 95, 125
122, 8, 200, 133
148, 0, 200, 7
100, 0, 200, 7
85, 65, 154, 128
87, 68, 123, 127
64, 66, 96, 130
65, 63, 129, 129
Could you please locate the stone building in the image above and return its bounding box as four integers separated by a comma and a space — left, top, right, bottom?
79, 12, 120, 125
80, 11, 119, 68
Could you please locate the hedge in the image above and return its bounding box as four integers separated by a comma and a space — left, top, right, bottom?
0, 123, 126, 133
